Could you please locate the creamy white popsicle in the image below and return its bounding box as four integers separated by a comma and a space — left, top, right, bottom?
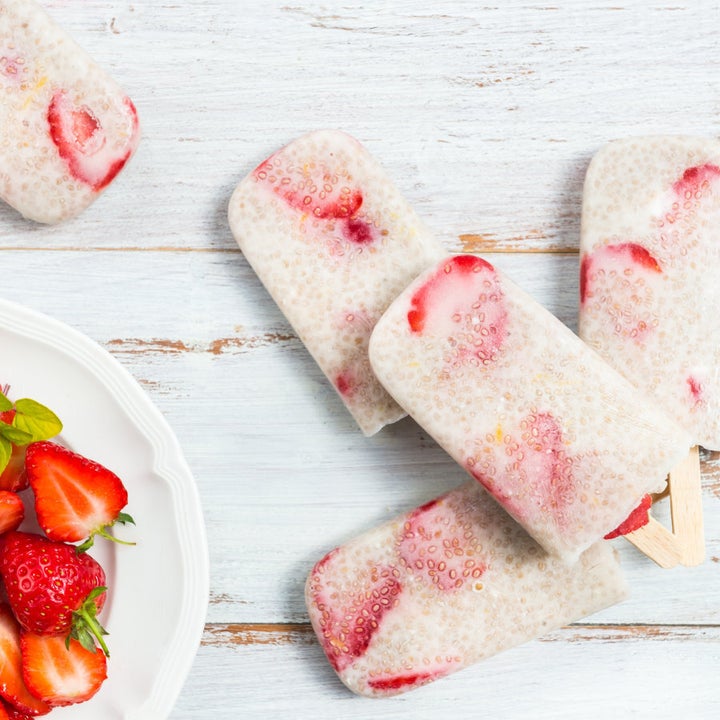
306, 480, 628, 697
368, 255, 692, 563
228, 130, 445, 435
0, 0, 140, 223
579, 136, 720, 450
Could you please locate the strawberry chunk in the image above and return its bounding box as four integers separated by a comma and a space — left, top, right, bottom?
307, 551, 401, 672
0, 492, 24, 536
579, 243, 662, 341
407, 255, 508, 366
367, 667, 451, 693
398, 497, 487, 593
0, 702, 34, 720
0, 445, 27, 493
25, 441, 133, 552
0, 605, 51, 716
47, 91, 139, 192
21, 633, 107, 707
604, 494, 652, 539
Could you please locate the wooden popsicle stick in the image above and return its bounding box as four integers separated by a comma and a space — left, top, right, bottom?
623, 445, 704, 568
625, 516, 683, 569
668, 444, 705, 566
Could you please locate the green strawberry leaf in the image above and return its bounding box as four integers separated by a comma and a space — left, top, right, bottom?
13, 398, 62, 442
0, 436, 10, 474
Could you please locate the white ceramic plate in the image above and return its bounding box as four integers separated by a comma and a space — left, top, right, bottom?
0, 297, 208, 720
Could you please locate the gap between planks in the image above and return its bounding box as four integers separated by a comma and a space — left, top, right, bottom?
200, 622, 720, 648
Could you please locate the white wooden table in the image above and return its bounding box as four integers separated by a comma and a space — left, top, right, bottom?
2, 1, 719, 718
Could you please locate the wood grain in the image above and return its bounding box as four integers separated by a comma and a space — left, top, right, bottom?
1, 1, 719, 718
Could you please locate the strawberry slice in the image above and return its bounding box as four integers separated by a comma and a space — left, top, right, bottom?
47, 91, 139, 192
0, 446, 27, 493
25, 441, 134, 552
0, 606, 51, 716
21, 632, 107, 707
398, 497, 488, 593
0, 492, 24, 536
604, 494, 652, 539
406, 255, 508, 366
0, 702, 33, 720
307, 550, 402, 672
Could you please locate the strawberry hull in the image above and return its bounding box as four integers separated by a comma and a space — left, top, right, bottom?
0, 0, 141, 223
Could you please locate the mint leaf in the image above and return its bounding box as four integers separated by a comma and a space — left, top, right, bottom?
14, 398, 62, 441
0, 391, 12, 412
0, 425, 33, 445
0, 436, 10, 475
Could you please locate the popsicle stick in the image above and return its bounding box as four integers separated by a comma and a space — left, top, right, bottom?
669, 445, 705, 565
624, 445, 704, 568
625, 516, 683, 569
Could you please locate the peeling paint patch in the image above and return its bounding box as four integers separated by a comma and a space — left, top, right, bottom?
202, 623, 315, 647
105, 333, 298, 357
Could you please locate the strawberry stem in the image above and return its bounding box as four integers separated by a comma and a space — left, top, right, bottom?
76, 514, 137, 554
70, 586, 110, 656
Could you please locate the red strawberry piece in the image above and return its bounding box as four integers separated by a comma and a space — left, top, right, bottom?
47, 91, 139, 192
580, 243, 662, 341
398, 497, 487, 593
253, 151, 377, 245
308, 551, 401, 672
467, 411, 576, 530
25, 441, 133, 552
0, 492, 24, 536
0, 605, 51, 716
604, 494, 652, 539
367, 667, 452, 694
20, 632, 107, 707
0, 446, 27, 494
0, 701, 8, 720
407, 255, 508, 366
1, 702, 34, 720
0, 532, 109, 656
672, 163, 720, 200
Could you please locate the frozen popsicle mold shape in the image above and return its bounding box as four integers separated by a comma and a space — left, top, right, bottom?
369, 254, 693, 564
228, 130, 445, 436
306, 480, 628, 697
579, 136, 718, 566
0, 0, 140, 223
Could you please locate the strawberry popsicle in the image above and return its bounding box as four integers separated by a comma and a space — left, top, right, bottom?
578, 136, 719, 565
579, 137, 720, 450
368, 255, 693, 563
306, 480, 628, 697
228, 130, 445, 435
0, 0, 140, 223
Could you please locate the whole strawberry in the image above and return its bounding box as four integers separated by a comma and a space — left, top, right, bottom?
0, 532, 109, 656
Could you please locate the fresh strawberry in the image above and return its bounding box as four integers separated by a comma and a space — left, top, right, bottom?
47, 90, 140, 192
398, 496, 487, 593
0, 605, 51, 716
21, 632, 107, 707
0, 532, 109, 656
307, 550, 402, 672
0, 492, 24, 535
604, 494, 653, 539
0, 446, 27, 493
25, 441, 134, 552
0, 702, 33, 720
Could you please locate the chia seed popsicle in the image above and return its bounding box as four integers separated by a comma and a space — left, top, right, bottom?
306, 480, 628, 697
0, 0, 140, 223
368, 255, 692, 563
228, 130, 445, 435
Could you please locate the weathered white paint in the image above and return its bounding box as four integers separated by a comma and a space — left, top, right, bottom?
1, 1, 718, 718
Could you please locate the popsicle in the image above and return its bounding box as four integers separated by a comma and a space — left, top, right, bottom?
368, 254, 693, 563
579, 136, 719, 565
306, 480, 628, 697
228, 130, 445, 436
0, 0, 140, 223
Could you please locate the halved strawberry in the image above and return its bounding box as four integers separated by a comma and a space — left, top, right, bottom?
0, 605, 51, 716
0, 492, 24, 535
21, 632, 107, 707
47, 90, 140, 192
25, 441, 134, 552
